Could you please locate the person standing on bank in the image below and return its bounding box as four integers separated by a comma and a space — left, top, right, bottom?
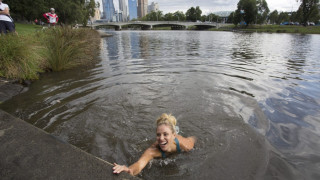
43, 8, 58, 27
0, 0, 15, 34
113, 113, 196, 176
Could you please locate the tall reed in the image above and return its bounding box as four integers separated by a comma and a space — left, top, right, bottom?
0, 34, 44, 80
0, 27, 101, 81
41, 27, 100, 71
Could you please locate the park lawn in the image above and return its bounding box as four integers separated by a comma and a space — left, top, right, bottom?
243, 25, 320, 34
15, 23, 43, 35
216, 24, 320, 34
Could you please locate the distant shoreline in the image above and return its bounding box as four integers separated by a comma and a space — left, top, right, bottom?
98, 24, 320, 34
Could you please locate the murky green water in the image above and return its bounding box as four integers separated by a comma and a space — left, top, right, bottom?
1, 31, 320, 179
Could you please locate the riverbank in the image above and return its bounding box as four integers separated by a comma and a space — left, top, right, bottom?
0, 109, 139, 180
116, 24, 320, 34
0, 24, 134, 179
214, 24, 320, 34
0, 78, 24, 104
0, 24, 103, 81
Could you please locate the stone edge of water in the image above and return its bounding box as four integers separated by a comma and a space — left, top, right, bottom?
0, 109, 140, 180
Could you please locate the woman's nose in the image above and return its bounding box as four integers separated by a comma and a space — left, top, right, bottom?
159, 135, 164, 140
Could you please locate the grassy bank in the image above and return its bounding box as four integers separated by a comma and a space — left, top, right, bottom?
215, 24, 320, 34
15, 23, 43, 35
0, 24, 101, 81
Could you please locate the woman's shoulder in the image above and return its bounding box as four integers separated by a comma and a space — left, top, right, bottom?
145, 142, 162, 158
176, 135, 196, 152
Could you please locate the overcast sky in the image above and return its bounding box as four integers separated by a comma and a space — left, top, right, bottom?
157, 0, 301, 14
102, 0, 301, 15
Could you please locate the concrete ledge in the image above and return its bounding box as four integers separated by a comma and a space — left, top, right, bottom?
97, 30, 113, 37
0, 79, 24, 103
0, 109, 139, 180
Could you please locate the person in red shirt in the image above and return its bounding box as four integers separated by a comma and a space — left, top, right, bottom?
43, 8, 58, 27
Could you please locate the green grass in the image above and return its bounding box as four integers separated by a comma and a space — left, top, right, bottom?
0, 25, 101, 81
15, 23, 43, 35
216, 24, 320, 34
0, 34, 44, 80
42, 27, 100, 71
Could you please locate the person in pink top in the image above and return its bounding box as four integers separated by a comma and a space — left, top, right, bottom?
43, 8, 59, 27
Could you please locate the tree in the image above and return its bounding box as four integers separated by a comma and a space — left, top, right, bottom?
234, 0, 258, 25
6, 0, 47, 21
298, 0, 319, 25
195, 6, 202, 21
186, 6, 202, 22
278, 12, 290, 24
145, 11, 163, 21
256, 0, 269, 24
164, 13, 174, 21
186, 7, 196, 21
82, 0, 96, 26
227, 12, 235, 23
173, 11, 186, 21
6, 0, 97, 25
268, 10, 279, 24
207, 13, 220, 22
200, 15, 207, 22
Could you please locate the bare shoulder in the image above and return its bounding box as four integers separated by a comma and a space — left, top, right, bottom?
142, 142, 162, 159
176, 135, 196, 152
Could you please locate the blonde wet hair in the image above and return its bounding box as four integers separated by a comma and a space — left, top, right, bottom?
156, 113, 177, 134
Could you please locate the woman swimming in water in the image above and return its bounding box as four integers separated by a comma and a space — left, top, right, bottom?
113, 113, 196, 176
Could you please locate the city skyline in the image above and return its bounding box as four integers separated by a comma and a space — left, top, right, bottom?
98, 0, 301, 16
157, 0, 301, 15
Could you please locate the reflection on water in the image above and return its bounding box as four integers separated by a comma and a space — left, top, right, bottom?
1, 31, 320, 179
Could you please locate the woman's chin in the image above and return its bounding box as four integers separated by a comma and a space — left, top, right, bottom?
160, 145, 168, 151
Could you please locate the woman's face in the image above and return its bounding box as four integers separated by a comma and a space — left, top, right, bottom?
156, 124, 175, 152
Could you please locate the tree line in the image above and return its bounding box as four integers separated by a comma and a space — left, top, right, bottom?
5, 0, 97, 25
4, 0, 319, 26
140, 0, 319, 26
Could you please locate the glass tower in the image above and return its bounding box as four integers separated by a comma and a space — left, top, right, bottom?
119, 0, 128, 22
103, 0, 115, 21
128, 0, 138, 20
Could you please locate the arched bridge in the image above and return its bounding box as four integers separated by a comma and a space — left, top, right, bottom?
90, 21, 231, 30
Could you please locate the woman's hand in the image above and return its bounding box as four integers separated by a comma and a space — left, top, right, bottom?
112, 163, 131, 174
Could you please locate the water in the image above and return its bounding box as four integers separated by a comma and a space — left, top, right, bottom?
1, 31, 320, 179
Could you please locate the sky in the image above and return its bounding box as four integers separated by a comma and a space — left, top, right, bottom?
157, 0, 301, 14
97, 0, 302, 15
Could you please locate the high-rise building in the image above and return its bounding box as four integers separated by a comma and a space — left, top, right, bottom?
147, 2, 159, 13
119, 0, 128, 22
95, 0, 103, 13
103, 0, 116, 21
137, 0, 148, 18
91, 8, 101, 21
128, 0, 138, 20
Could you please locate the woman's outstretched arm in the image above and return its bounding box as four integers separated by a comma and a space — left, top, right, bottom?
113, 145, 160, 176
